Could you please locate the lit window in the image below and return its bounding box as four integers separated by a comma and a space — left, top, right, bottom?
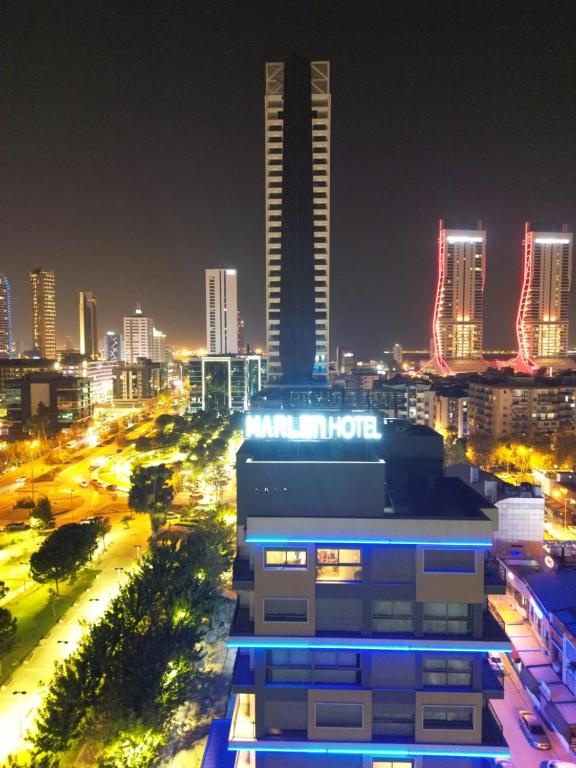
316, 548, 361, 582
372, 762, 413, 768
264, 549, 307, 569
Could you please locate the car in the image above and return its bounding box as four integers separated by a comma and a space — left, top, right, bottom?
15, 476, 27, 484
488, 651, 505, 674
79, 479, 89, 488
539, 762, 576, 768
4, 522, 30, 532
495, 761, 514, 768
106, 484, 117, 491
519, 710, 551, 750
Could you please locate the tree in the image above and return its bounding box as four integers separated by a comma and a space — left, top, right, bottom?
29, 523, 99, 594
129, 464, 174, 515
26, 401, 51, 441
30, 496, 54, 530
205, 462, 229, 508
0, 581, 17, 657
91, 516, 111, 546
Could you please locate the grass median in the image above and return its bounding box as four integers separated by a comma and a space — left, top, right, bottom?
0, 568, 99, 685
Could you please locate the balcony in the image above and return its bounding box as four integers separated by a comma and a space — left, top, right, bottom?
482, 659, 504, 698
231, 650, 254, 690
200, 719, 235, 768
230, 600, 254, 636
232, 556, 254, 590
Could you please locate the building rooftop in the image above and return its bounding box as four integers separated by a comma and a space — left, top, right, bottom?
526, 568, 576, 613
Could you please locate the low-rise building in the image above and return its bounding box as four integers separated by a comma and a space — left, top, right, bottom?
433, 385, 469, 438
188, 355, 266, 413
468, 373, 576, 439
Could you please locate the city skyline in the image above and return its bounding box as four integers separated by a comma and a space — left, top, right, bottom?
3, 2, 576, 357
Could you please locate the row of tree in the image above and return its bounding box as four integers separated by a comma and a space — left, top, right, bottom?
25, 508, 233, 768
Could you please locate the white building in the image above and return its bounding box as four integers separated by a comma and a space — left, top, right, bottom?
152, 327, 167, 363
123, 304, 153, 363
265, 58, 331, 383
205, 269, 238, 355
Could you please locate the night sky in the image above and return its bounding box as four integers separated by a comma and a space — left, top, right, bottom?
3, 0, 576, 357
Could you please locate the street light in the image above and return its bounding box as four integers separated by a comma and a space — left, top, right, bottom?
134, 544, 142, 558
29, 440, 39, 504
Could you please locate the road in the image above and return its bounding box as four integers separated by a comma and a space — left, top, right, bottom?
0, 513, 151, 765
492, 655, 573, 768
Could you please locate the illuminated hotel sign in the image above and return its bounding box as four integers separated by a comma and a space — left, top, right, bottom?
245, 413, 383, 441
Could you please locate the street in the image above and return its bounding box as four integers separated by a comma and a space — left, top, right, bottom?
0, 513, 151, 765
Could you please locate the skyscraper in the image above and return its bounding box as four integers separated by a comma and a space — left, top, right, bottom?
123, 304, 153, 363
265, 56, 330, 384
151, 327, 167, 363
205, 268, 238, 354
79, 291, 98, 360
432, 220, 486, 373
516, 222, 573, 364
30, 267, 56, 359
104, 331, 122, 362
0, 274, 14, 359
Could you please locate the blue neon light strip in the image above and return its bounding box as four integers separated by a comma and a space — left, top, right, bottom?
246, 536, 492, 547
227, 743, 510, 759
228, 639, 510, 653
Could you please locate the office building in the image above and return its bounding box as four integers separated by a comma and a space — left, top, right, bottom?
30, 267, 56, 359
104, 331, 122, 362
238, 310, 246, 354
152, 327, 167, 363
468, 373, 576, 439
393, 343, 403, 368
79, 291, 98, 360
516, 222, 573, 365
265, 57, 330, 384
202, 417, 510, 767
189, 355, 266, 413
432, 221, 486, 373
335, 346, 355, 376
206, 268, 238, 355
123, 304, 153, 363
0, 274, 14, 358
4, 372, 91, 437
113, 359, 166, 403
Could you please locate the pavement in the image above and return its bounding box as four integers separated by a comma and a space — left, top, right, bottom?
0, 513, 151, 765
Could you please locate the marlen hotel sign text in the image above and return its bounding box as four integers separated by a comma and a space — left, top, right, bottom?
244, 413, 383, 441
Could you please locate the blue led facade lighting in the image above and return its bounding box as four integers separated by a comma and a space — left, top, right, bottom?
227, 743, 511, 760
246, 536, 493, 547
228, 639, 511, 653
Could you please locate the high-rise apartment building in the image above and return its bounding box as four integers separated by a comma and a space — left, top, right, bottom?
516, 222, 573, 364
0, 274, 14, 358
123, 304, 153, 363
206, 269, 238, 355
202, 417, 510, 767
152, 327, 167, 363
265, 56, 330, 384
432, 221, 486, 373
79, 291, 98, 360
30, 267, 56, 359
104, 331, 122, 362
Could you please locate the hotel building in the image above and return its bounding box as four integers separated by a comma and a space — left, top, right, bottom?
265, 57, 330, 384
432, 221, 486, 374
202, 417, 510, 768
516, 222, 573, 365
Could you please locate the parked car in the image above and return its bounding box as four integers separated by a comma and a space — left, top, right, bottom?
495, 761, 514, 768
15, 476, 27, 485
79, 479, 89, 488
539, 762, 576, 768
519, 710, 551, 750
488, 651, 505, 674
4, 522, 30, 532
106, 484, 117, 491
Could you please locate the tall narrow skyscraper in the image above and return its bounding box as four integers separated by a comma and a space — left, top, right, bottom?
205, 268, 238, 354
30, 267, 56, 359
432, 220, 486, 373
79, 291, 98, 359
104, 331, 122, 362
516, 222, 573, 364
265, 56, 330, 384
0, 274, 14, 359
123, 304, 154, 363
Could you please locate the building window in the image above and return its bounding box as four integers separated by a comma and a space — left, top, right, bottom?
266, 650, 311, 683
266, 650, 360, 685
422, 657, 472, 687
423, 549, 476, 573
423, 602, 471, 635
373, 703, 414, 737
372, 600, 414, 633
373, 762, 413, 768
313, 651, 361, 684
316, 548, 362, 581
422, 704, 474, 730
264, 549, 307, 569
315, 702, 363, 728
263, 598, 308, 623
